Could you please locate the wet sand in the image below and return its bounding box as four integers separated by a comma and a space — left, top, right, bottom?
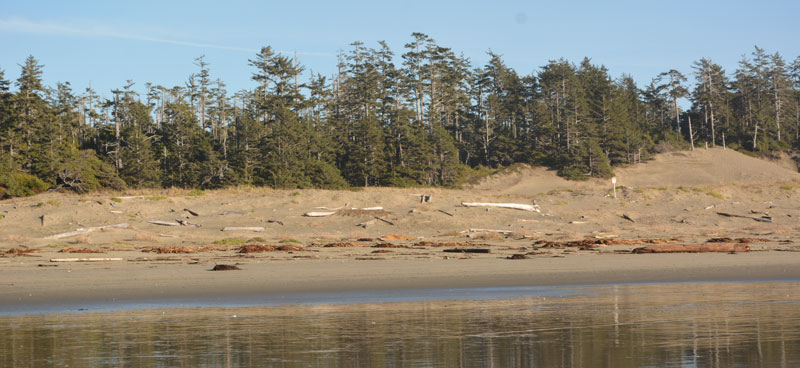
2, 250, 800, 313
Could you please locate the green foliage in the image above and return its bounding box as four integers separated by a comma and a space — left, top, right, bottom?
213, 238, 246, 245
452, 164, 498, 187
0, 170, 50, 198
110, 197, 123, 203
186, 189, 205, 197
557, 167, 591, 181
4, 43, 800, 196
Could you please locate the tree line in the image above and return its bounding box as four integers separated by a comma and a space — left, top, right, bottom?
1, 35, 799, 197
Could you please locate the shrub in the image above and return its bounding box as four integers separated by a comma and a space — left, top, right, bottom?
0, 172, 50, 198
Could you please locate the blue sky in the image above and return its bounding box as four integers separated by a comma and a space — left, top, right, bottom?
1, 0, 798, 100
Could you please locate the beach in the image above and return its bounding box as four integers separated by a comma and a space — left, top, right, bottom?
2, 148, 800, 312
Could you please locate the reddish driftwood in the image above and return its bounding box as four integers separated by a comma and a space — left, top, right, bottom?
59, 248, 105, 253
372, 243, 410, 249
632, 243, 750, 254
141, 246, 225, 254
414, 241, 476, 247
322, 242, 368, 247
707, 237, 769, 243
1, 248, 40, 257
237, 244, 304, 253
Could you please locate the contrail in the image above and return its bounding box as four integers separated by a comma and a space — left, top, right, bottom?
0, 17, 335, 57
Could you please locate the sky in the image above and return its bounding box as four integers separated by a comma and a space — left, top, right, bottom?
1, 0, 798, 101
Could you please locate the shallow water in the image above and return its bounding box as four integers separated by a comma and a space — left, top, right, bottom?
1, 281, 799, 367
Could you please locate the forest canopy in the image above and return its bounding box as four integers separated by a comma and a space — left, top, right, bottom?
1, 35, 799, 197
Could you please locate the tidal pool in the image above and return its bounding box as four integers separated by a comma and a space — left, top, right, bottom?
1, 281, 799, 367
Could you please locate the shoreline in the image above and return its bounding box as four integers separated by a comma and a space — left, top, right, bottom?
2, 252, 799, 315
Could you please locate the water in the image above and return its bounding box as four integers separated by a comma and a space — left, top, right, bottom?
2, 281, 799, 367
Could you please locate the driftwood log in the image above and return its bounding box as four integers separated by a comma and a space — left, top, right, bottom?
461, 202, 540, 212
468, 228, 514, 235
303, 211, 337, 217
632, 243, 750, 254
50, 258, 124, 262
221, 227, 265, 232
443, 248, 491, 254
716, 212, 773, 223
45, 223, 130, 239
148, 220, 180, 227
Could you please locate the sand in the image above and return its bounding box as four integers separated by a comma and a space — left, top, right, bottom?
2, 148, 800, 312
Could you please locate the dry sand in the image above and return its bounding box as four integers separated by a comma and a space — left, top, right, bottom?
2, 148, 800, 312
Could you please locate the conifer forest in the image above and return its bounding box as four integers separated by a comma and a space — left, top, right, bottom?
1, 34, 799, 196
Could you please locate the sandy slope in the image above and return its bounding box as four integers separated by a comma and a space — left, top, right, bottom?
1, 148, 800, 312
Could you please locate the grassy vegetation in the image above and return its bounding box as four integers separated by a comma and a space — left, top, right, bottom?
279, 238, 301, 244
186, 189, 205, 197
453, 164, 500, 187
677, 186, 690, 192
546, 188, 582, 196
147, 195, 168, 201
691, 186, 726, 199
780, 185, 794, 190
47, 199, 60, 206
110, 197, 123, 203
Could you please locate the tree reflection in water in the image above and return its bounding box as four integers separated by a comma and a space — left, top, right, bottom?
2, 281, 799, 367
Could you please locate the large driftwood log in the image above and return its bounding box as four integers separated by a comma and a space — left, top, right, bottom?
443, 248, 491, 253
148, 220, 180, 226
632, 243, 750, 254
45, 223, 130, 239
461, 202, 540, 212
303, 211, 337, 217
304, 207, 385, 217
50, 258, 124, 262
221, 227, 265, 232
468, 228, 514, 235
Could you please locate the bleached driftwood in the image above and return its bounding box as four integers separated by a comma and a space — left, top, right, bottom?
50, 258, 124, 262
45, 223, 130, 240
148, 220, 180, 227
468, 228, 515, 235
461, 202, 540, 212
303, 211, 337, 217
221, 227, 264, 232
305, 207, 384, 217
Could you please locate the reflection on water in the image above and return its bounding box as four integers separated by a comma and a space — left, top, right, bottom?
2, 282, 799, 367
